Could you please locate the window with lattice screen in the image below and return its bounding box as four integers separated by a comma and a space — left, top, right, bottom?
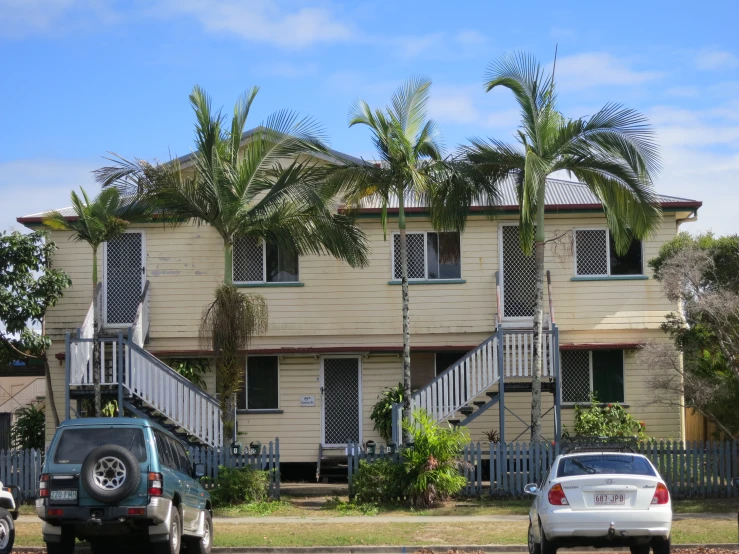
233, 236, 298, 283
560, 349, 625, 404
392, 232, 461, 280
501, 225, 536, 317
574, 229, 643, 277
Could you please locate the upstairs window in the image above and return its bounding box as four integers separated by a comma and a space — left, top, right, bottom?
233, 236, 299, 283
574, 229, 643, 277
561, 349, 625, 404
392, 232, 461, 280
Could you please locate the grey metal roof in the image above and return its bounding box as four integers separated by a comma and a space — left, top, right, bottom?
17, 176, 701, 225
357, 177, 701, 211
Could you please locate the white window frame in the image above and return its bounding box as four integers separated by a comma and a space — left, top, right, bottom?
573, 227, 644, 278
390, 231, 462, 281
233, 238, 300, 284
320, 355, 363, 447
102, 229, 146, 329
560, 350, 625, 405
244, 355, 280, 411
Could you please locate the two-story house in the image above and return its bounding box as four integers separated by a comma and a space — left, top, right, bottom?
17, 137, 701, 467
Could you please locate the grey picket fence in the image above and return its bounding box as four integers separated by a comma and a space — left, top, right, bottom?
0, 449, 43, 501
1, 439, 280, 502
349, 440, 739, 500
188, 440, 281, 499
465, 440, 739, 499
347, 442, 401, 498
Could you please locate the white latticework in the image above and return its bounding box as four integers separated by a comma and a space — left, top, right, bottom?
233, 236, 264, 282
575, 229, 608, 275
502, 226, 536, 317
323, 358, 360, 445
561, 350, 591, 403
106, 233, 143, 325
393, 233, 426, 279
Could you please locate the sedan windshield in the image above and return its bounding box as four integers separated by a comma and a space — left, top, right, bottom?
557, 455, 656, 477
54, 428, 148, 464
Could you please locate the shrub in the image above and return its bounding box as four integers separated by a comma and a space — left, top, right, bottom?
10, 405, 45, 450
403, 409, 470, 507
565, 394, 648, 440
208, 466, 269, 506
352, 459, 407, 504
370, 383, 404, 442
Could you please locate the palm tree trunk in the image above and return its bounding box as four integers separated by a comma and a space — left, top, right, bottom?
224, 240, 233, 285
530, 198, 546, 443
92, 246, 102, 418
398, 193, 412, 444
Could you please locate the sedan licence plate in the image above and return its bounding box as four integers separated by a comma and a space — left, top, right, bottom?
50, 490, 77, 501
594, 493, 625, 505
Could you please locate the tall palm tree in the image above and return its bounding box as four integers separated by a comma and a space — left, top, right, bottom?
44, 187, 147, 417
330, 77, 444, 438
96, 85, 370, 442
434, 53, 661, 441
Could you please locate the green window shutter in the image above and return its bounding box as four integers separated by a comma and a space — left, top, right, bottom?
592, 350, 624, 403
247, 356, 279, 410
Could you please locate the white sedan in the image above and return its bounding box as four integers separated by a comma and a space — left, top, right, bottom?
525, 450, 671, 554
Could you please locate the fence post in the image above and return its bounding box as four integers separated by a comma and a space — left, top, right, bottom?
476, 442, 482, 495
275, 438, 280, 500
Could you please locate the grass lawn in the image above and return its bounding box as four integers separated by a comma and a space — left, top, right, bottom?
12, 519, 738, 547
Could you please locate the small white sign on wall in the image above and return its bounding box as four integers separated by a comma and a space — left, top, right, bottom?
300, 395, 315, 407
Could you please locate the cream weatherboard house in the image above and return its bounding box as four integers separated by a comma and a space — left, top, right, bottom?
17, 145, 701, 467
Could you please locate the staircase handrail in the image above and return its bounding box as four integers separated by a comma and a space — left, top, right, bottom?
126, 342, 215, 402
131, 281, 150, 348
80, 283, 103, 339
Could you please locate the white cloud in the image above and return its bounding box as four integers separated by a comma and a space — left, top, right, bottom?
154, 0, 353, 49
666, 86, 700, 98
648, 102, 739, 236
391, 30, 488, 60
428, 85, 520, 132
694, 49, 739, 70
0, 159, 98, 234
0, 0, 117, 38
554, 53, 662, 90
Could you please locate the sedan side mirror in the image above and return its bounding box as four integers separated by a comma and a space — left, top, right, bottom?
524, 483, 539, 495
732, 477, 739, 489
193, 463, 206, 479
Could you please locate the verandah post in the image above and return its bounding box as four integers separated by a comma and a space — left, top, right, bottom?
65, 332, 71, 420
117, 332, 124, 417
552, 324, 562, 443
498, 326, 505, 445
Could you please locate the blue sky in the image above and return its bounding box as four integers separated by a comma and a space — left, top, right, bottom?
1, 0, 738, 236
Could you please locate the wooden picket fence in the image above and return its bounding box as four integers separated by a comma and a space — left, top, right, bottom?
0, 449, 43, 501
0, 439, 280, 502
349, 440, 739, 500
347, 442, 400, 498
464, 440, 739, 499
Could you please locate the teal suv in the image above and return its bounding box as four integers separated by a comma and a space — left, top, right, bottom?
36, 418, 212, 554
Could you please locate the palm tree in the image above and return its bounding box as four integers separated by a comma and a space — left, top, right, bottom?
96, 85, 370, 442
434, 53, 661, 441
44, 187, 147, 417
330, 77, 444, 438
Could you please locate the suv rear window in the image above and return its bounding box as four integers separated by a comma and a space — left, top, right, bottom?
557, 455, 656, 477
54, 428, 148, 464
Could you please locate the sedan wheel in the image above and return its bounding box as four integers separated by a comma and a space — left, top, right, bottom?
527, 522, 541, 554
539, 521, 557, 554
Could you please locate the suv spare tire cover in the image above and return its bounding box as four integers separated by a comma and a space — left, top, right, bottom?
81, 444, 141, 504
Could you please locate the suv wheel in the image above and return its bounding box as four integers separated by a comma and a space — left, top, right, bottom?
184, 512, 212, 554
81, 444, 141, 504
653, 537, 671, 554
0, 508, 15, 554
153, 506, 181, 554
46, 526, 75, 554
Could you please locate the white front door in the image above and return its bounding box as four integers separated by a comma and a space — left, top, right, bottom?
103, 231, 145, 327
321, 356, 362, 447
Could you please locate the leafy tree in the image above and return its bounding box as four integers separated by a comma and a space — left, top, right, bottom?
0, 230, 71, 426
434, 53, 661, 441
643, 232, 739, 438
563, 394, 647, 440
10, 405, 46, 450
44, 187, 148, 417
167, 358, 211, 390
97, 86, 369, 442
333, 77, 445, 436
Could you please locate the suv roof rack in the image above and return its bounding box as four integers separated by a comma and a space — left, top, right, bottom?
561, 436, 638, 454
